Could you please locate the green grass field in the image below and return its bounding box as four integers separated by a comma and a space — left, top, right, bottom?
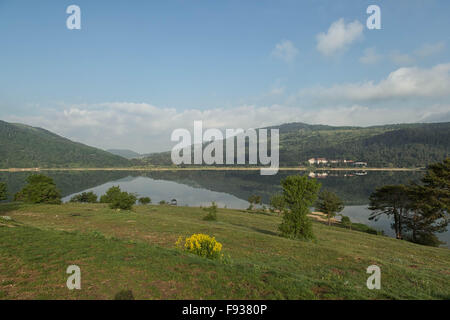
0, 202, 449, 300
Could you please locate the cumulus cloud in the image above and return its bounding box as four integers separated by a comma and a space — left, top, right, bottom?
271, 40, 299, 63
316, 18, 363, 56
7, 101, 450, 154
6, 64, 450, 154
298, 63, 450, 102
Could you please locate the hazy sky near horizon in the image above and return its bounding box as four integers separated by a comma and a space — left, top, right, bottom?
1, 0, 450, 152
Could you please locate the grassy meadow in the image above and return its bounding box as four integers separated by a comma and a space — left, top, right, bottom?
0, 202, 449, 300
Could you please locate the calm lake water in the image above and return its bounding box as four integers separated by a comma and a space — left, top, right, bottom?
1, 170, 449, 247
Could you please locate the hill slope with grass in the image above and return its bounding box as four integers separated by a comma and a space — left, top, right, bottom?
140, 122, 450, 168
0, 120, 131, 168
0, 202, 448, 299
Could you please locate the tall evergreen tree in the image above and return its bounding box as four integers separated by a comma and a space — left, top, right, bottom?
315, 190, 345, 226
368, 185, 409, 239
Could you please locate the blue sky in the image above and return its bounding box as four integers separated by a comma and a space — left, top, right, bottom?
1, 0, 449, 152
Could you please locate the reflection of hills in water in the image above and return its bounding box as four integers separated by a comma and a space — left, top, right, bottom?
0, 171, 131, 200
143, 170, 424, 206
1, 170, 424, 206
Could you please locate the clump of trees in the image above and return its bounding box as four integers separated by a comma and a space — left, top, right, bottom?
340, 215, 352, 229
70, 191, 98, 203
14, 174, 61, 204
315, 190, 344, 226
269, 193, 286, 214
369, 158, 449, 247
278, 175, 321, 240
100, 186, 136, 210
0, 182, 7, 201
138, 197, 151, 205
247, 195, 262, 210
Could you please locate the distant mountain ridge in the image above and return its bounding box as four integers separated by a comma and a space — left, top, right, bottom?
106, 149, 142, 159
0, 120, 131, 168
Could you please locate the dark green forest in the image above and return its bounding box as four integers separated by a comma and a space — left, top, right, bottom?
0, 120, 130, 168
141, 122, 450, 168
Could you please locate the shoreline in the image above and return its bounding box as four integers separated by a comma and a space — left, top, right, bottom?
0, 166, 424, 172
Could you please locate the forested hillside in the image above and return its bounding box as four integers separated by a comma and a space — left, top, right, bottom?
0, 120, 131, 168
140, 122, 450, 168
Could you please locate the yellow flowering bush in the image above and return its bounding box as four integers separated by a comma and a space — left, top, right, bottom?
176, 233, 222, 259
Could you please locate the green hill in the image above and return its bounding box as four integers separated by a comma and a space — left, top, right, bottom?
0, 120, 131, 168
140, 122, 450, 168
0, 202, 448, 299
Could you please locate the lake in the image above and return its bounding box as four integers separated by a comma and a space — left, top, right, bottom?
1, 169, 449, 247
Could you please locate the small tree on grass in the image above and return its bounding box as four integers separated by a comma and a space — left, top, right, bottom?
269, 193, 286, 214
0, 182, 7, 201
279, 175, 321, 240
14, 174, 61, 204
99, 186, 121, 203
203, 202, 218, 221
109, 191, 137, 210
315, 190, 344, 226
138, 197, 151, 205
247, 195, 262, 210
70, 191, 98, 203
100, 186, 136, 210
340, 215, 352, 229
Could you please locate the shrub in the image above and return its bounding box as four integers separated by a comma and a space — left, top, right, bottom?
159, 200, 167, 205
114, 290, 134, 300
100, 186, 136, 210
203, 202, 218, 221
109, 192, 137, 210
70, 191, 98, 203
99, 186, 121, 203
14, 174, 61, 204
340, 215, 352, 229
176, 234, 222, 259
269, 193, 285, 214
138, 197, 151, 205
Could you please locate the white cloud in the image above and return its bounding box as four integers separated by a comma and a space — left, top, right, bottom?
6, 65, 450, 154
359, 47, 382, 64
316, 18, 363, 56
414, 41, 445, 58
389, 51, 415, 65
271, 40, 299, 63
360, 41, 446, 66
7, 101, 450, 154
298, 63, 450, 102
